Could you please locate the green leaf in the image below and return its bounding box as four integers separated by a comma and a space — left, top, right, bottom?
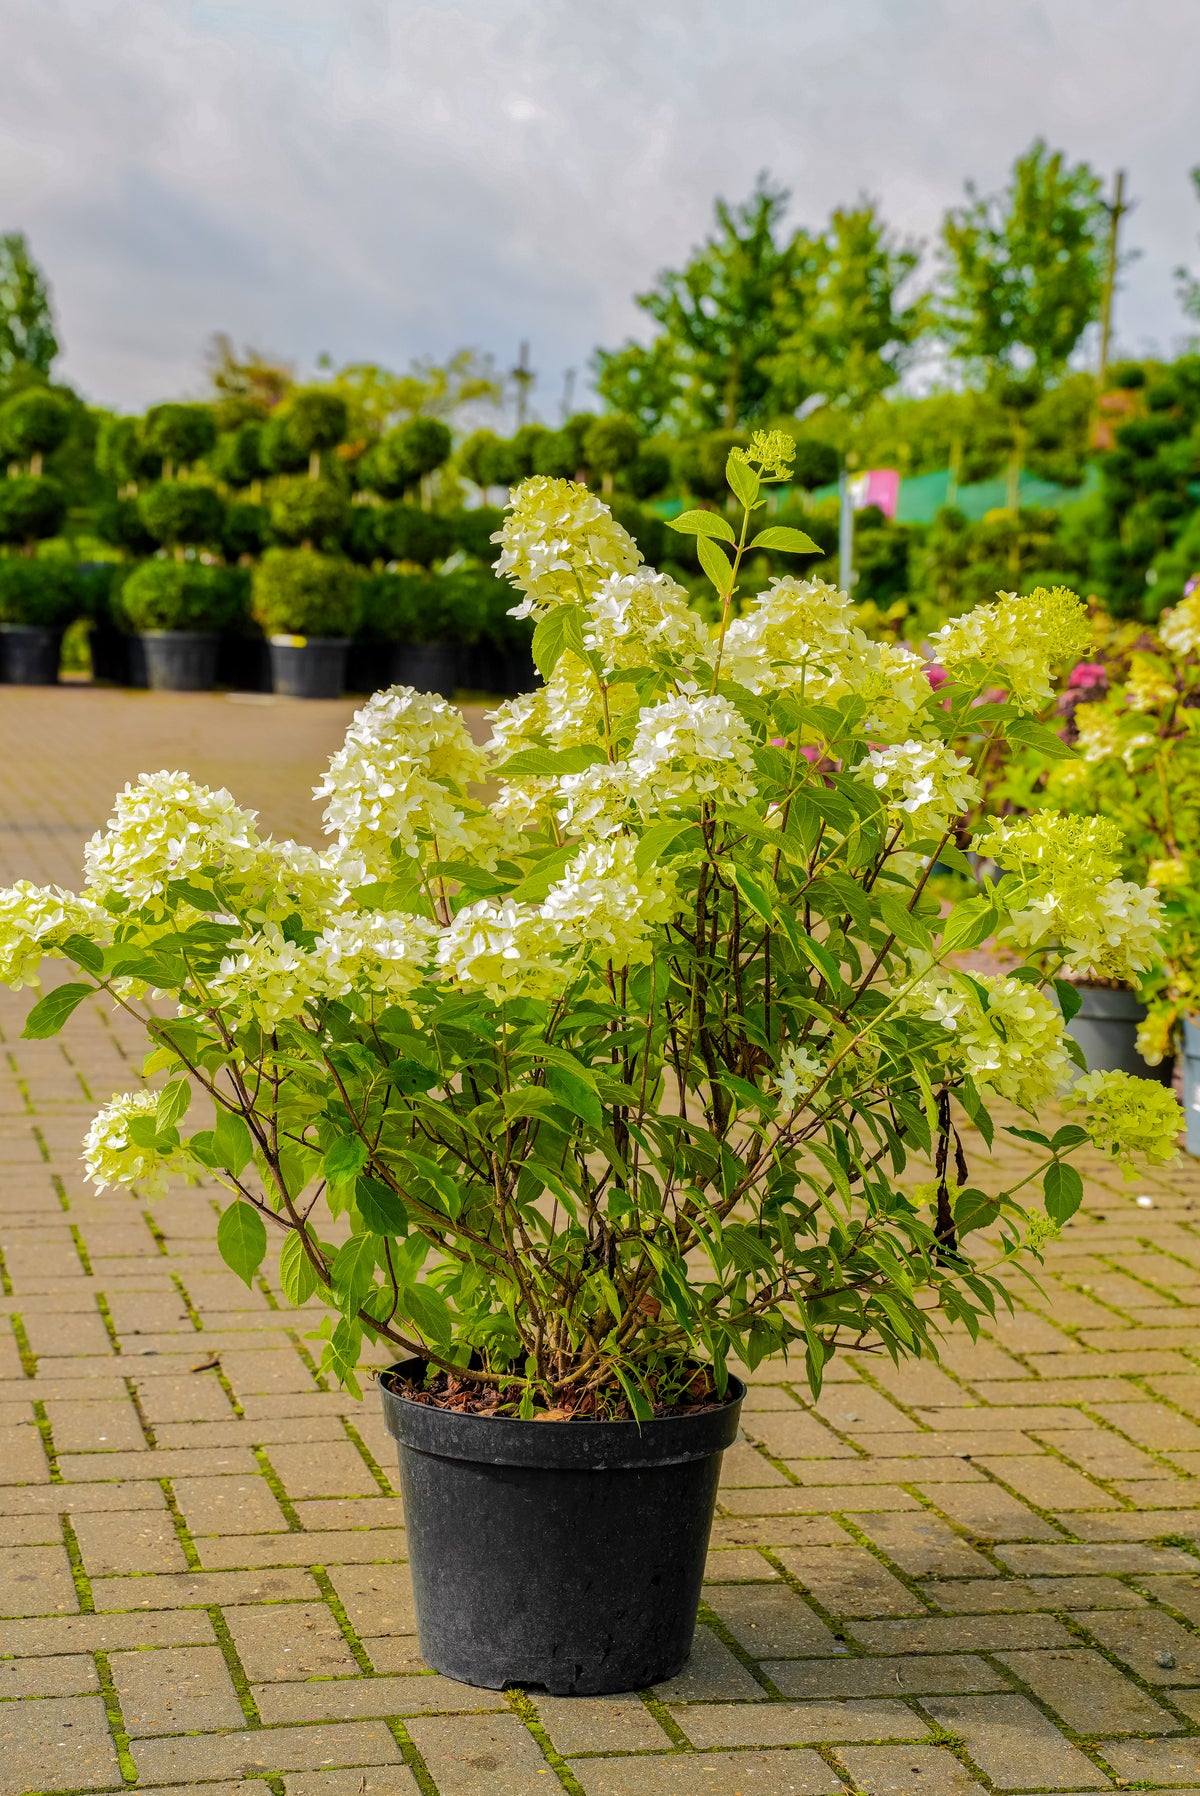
544, 1062, 602, 1129
212, 1107, 253, 1177
633, 820, 691, 874
730, 864, 774, 924
531, 603, 588, 679
404, 1281, 453, 1348
330, 1233, 378, 1314
510, 843, 577, 901
61, 933, 103, 974
726, 453, 759, 509
1054, 978, 1083, 1024
697, 533, 734, 593
939, 896, 998, 954
1043, 1160, 1084, 1224
666, 508, 736, 543
497, 744, 606, 779
749, 525, 821, 554
155, 1079, 191, 1133
405, 1151, 464, 1221
355, 1175, 409, 1236
21, 981, 93, 1040
217, 1199, 268, 1287
500, 1086, 565, 1125
1005, 715, 1076, 760
323, 1135, 368, 1189
877, 894, 933, 954
278, 1230, 320, 1306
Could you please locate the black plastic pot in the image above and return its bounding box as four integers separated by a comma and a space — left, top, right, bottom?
392, 641, 459, 698
379, 1358, 743, 1694
217, 632, 270, 693
1, 624, 62, 685
345, 638, 393, 698
1067, 984, 1174, 1086
268, 636, 349, 699
139, 630, 219, 692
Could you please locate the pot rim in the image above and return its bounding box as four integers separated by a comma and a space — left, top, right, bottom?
378, 1356, 744, 1470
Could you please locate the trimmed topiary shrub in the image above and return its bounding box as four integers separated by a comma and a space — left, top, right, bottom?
252, 548, 361, 638
142, 403, 217, 477
222, 502, 271, 561
0, 388, 73, 472
443, 506, 503, 563
269, 478, 348, 547
211, 422, 266, 488
118, 561, 245, 633
137, 482, 225, 550
0, 558, 82, 627
0, 476, 69, 546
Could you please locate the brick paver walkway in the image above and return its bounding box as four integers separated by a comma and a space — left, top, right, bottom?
5, 688, 1200, 1794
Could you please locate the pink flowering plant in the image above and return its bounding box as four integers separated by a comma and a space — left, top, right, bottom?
0, 436, 1182, 1416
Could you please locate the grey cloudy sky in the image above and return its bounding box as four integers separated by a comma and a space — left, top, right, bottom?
2, 0, 1198, 416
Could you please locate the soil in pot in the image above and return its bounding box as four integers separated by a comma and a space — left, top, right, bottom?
0, 624, 62, 685
268, 635, 349, 699
378, 1357, 743, 1695
1067, 983, 1174, 1086
140, 630, 220, 692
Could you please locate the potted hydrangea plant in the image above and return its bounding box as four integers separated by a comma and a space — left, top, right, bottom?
0, 440, 1180, 1694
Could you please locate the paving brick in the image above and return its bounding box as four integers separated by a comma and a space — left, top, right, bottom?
0, 1421, 49, 1484
922, 1693, 1108, 1789
708, 1517, 851, 1550
774, 1546, 925, 1618
996, 1645, 1181, 1735
836, 1745, 986, 1793
109, 1641, 245, 1734
72, 1505, 188, 1575
290, 1496, 406, 1532
42, 1397, 147, 1453
705, 1549, 779, 1582
404, 1713, 552, 1796
92, 1565, 319, 1609
0, 1541, 77, 1616
253, 1673, 504, 1722
58, 1444, 258, 1480
131, 1720, 402, 1784
136, 1370, 239, 1424
172, 1471, 289, 1536
197, 1526, 407, 1571
650, 1624, 767, 1702
0, 1608, 216, 1656
285, 1774, 419, 1796
857, 1513, 998, 1579
223, 1599, 362, 1680
922, 1574, 1147, 1611
741, 1410, 858, 1459
672, 1698, 927, 1746
998, 1541, 1194, 1575
1101, 1737, 1200, 1781
970, 1453, 1121, 1510
720, 1441, 789, 1486
1073, 1606, 1200, 1683
266, 1440, 381, 1500
764, 1654, 1005, 1699
0, 1651, 98, 1697
324, 1561, 415, 1637
916, 1479, 1063, 1539
1091, 1400, 1200, 1449
849, 1613, 1075, 1653
571, 1754, 841, 1796
704, 1584, 838, 1658
527, 1694, 671, 1754
0, 1692, 121, 1795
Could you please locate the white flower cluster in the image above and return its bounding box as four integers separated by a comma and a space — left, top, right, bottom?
83, 771, 260, 903
933, 586, 1092, 708
977, 813, 1163, 981
906, 971, 1073, 1111
776, 1042, 826, 1110
542, 837, 676, 963
583, 568, 711, 675
1159, 591, 1200, 657
1063, 1068, 1182, 1172
315, 910, 439, 1008
0, 882, 109, 989
493, 475, 642, 620
723, 578, 933, 738
82, 1089, 194, 1197
317, 686, 489, 874
629, 692, 757, 807
436, 898, 568, 1004
858, 739, 979, 837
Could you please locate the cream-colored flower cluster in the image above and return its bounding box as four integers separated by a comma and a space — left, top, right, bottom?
83, 771, 261, 903
583, 568, 710, 675
933, 586, 1092, 708
629, 692, 757, 807
83, 1089, 194, 1197
317, 686, 490, 874
0, 881, 109, 990
493, 475, 642, 620
977, 813, 1162, 982
1063, 1068, 1182, 1173
1159, 591, 1200, 657
436, 898, 568, 1004
542, 837, 675, 963
723, 577, 932, 738
858, 739, 979, 838
906, 971, 1073, 1111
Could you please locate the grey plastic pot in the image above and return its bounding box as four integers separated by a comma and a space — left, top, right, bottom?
378, 1359, 743, 1694
1067, 984, 1174, 1086
392, 641, 459, 698
268, 636, 349, 699
139, 630, 219, 692
0, 624, 62, 685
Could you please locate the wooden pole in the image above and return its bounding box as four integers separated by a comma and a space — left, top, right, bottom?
1098, 170, 1128, 388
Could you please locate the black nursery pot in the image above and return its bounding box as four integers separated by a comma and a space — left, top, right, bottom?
268, 635, 348, 699
139, 630, 219, 692
392, 640, 459, 698
378, 1359, 743, 1695
0, 624, 62, 685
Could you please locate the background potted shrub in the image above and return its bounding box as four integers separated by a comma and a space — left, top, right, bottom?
252, 545, 361, 697
0, 557, 81, 683
117, 559, 245, 690
0, 445, 1181, 1693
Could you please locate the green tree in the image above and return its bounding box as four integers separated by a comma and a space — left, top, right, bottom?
600, 179, 811, 432
279, 388, 348, 479
769, 201, 922, 417
329, 350, 501, 442
936, 140, 1107, 384
0, 387, 73, 475
592, 335, 683, 435
0, 234, 58, 382
583, 415, 639, 493
142, 403, 217, 480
